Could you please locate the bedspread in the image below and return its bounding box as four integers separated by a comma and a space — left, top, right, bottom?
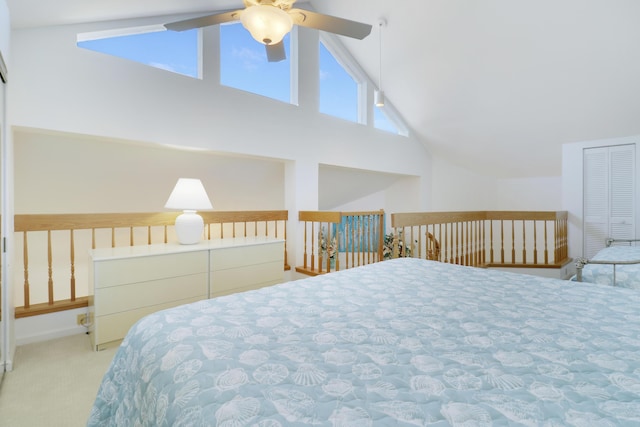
88, 258, 640, 426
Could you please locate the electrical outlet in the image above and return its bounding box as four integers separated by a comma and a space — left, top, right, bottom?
77, 313, 94, 326
77, 314, 87, 325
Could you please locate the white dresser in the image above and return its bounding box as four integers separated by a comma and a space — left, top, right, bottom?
89, 237, 284, 350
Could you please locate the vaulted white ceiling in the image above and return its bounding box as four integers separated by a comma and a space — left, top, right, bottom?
7, 0, 640, 178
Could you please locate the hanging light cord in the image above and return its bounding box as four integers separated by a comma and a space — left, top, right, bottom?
378, 20, 383, 92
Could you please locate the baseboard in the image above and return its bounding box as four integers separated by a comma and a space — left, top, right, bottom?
15, 307, 90, 346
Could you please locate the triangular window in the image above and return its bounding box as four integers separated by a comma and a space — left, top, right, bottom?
374, 106, 399, 134
77, 26, 200, 78
319, 41, 358, 123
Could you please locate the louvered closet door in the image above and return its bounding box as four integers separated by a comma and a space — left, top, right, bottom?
609, 145, 635, 242
583, 144, 636, 258
584, 147, 609, 258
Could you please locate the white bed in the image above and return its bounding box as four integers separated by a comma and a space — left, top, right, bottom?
89, 258, 640, 426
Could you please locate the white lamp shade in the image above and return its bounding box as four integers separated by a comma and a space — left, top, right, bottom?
165, 178, 212, 245
240, 5, 293, 45
164, 178, 212, 211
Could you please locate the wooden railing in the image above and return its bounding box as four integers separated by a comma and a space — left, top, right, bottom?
9, 209, 569, 318
13, 210, 289, 318
391, 211, 570, 268
296, 210, 385, 276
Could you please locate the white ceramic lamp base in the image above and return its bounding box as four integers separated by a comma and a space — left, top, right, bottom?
174, 211, 204, 245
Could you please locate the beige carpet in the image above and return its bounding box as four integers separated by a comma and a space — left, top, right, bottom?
0, 334, 118, 427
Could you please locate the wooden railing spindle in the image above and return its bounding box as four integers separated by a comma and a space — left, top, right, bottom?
23, 232, 30, 309
522, 221, 527, 262
533, 221, 538, 265
47, 230, 53, 305
70, 229, 76, 302
500, 220, 505, 263
511, 221, 516, 264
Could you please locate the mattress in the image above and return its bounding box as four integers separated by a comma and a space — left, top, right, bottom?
88, 258, 640, 426
578, 245, 640, 289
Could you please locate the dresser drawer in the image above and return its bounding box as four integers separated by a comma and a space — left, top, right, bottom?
211, 260, 283, 297
94, 251, 208, 288
210, 242, 283, 271
96, 272, 207, 315
89, 239, 284, 351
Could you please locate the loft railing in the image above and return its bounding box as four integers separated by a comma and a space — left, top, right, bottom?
13, 210, 289, 318
296, 210, 385, 276
391, 211, 570, 268
10, 209, 569, 318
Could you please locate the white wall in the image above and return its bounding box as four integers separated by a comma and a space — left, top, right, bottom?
430, 157, 494, 210
431, 156, 562, 211
562, 134, 640, 259
491, 176, 562, 210
14, 130, 285, 214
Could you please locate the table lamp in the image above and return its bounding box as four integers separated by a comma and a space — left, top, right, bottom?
165, 178, 213, 244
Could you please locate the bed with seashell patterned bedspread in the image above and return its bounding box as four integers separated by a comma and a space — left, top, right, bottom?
88, 258, 640, 426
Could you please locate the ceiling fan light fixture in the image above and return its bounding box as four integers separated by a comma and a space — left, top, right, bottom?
240, 5, 293, 45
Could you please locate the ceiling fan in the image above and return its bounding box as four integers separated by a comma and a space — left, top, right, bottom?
164, 0, 372, 62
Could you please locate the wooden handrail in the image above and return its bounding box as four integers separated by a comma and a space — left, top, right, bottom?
13, 210, 289, 318
14, 212, 177, 231
392, 210, 567, 226
391, 211, 569, 268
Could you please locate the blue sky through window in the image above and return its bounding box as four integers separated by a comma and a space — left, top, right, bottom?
220, 23, 290, 103
319, 42, 358, 123
375, 106, 399, 134
77, 29, 199, 78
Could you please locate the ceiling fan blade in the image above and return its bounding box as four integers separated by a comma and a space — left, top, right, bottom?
289, 9, 372, 40
164, 10, 241, 32
266, 41, 287, 62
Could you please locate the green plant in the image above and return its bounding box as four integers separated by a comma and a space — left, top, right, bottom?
383, 232, 412, 259
319, 226, 337, 259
